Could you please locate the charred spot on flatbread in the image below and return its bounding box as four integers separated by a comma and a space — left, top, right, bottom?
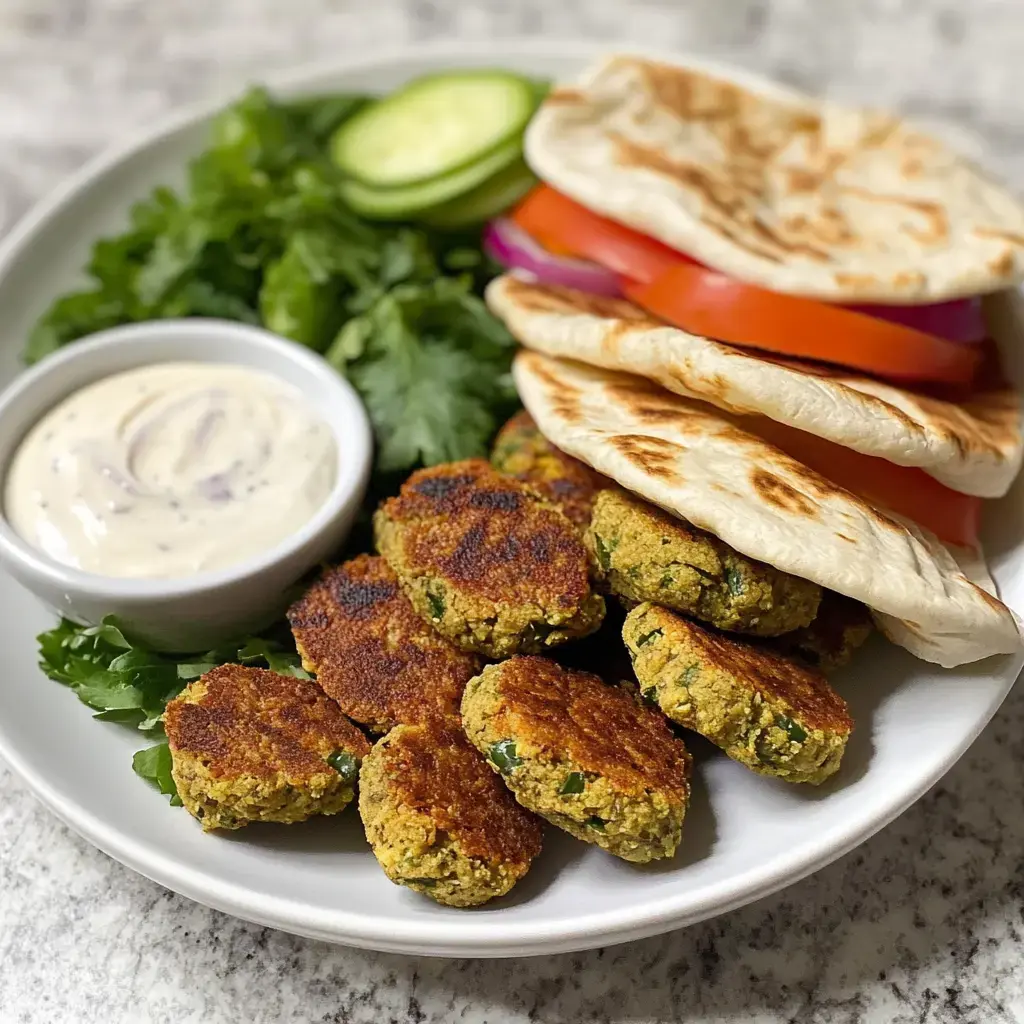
609, 434, 684, 482
498, 276, 656, 323
750, 469, 818, 518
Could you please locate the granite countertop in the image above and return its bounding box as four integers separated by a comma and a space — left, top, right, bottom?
2, 2, 1023, 1021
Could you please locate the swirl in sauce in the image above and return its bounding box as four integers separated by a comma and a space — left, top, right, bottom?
4, 362, 338, 579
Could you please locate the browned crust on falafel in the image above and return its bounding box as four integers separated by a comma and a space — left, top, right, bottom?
287, 555, 481, 733
367, 718, 543, 867
374, 460, 604, 657
640, 611, 852, 734
481, 656, 690, 798
375, 459, 592, 612
491, 410, 609, 528
164, 664, 370, 780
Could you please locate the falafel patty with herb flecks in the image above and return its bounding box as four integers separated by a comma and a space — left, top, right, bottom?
623, 604, 852, 785
490, 410, 610, 530
587, 488, 821, 637
358, 718, 543, 907
461, 656, 691, 862
164, 665, 371, 831
374, 459, 605, 659
773, 591, 874, 673
287, 555, 482, 734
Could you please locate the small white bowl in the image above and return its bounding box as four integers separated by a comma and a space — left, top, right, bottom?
0, 319, 372, 651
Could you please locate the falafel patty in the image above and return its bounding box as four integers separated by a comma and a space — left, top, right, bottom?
491, 410, 609, 530
165, 665, 371, 831
773, 591, 873, 673
288, 555, 481, 733
374, 459, 605, 659
587, 489, 821, 637
461, 656, 690, 862
623, 604, 852, 785
358, 718, 543, 907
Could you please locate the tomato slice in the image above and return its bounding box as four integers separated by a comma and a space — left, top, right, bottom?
511, 185, 693, 284
750, 416, 981, 548
512, 186, 979, 387
624, 264, 980, 387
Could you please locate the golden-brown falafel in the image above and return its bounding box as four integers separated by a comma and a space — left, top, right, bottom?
587, 489, 821, 637
461, 656, 690, 862
374, 459, 605, 659
358, 718, 543, 907
165, 665, 370, 831
491, 410, 609, 530
288, 555, 481, 733
623, 604, 852, 785
773, 591, 873, 672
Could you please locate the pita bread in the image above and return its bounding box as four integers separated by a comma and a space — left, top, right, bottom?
513, 349, 1021, 668
526, 55, 1024, 302
487, 275, 1023, 499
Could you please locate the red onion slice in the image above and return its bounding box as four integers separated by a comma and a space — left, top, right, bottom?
487, 214, 987, 345
849, 298, 986, 344
484, 218, 622, 297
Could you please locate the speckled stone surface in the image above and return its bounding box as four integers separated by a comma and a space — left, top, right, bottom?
2, 2, 1024, 1022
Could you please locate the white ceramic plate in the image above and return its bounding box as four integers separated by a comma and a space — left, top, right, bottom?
0, 41, 1021, 958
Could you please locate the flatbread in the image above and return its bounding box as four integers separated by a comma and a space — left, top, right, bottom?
487, 275, 1023, 499
513, 349, 1021, 667
526, 54, 1024, 302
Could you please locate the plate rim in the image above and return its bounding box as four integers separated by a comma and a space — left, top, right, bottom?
0, 37, 1021, 957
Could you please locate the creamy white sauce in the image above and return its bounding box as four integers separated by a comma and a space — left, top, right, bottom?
4, 362, 338, 579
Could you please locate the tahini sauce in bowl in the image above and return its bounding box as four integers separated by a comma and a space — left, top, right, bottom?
4, 362, 337, 579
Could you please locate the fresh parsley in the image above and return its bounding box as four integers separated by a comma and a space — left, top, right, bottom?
559, 772, 586, 796
36, 616, 310, 803
132, 743, 182, 807
25, 87, 517, 485
776, 714, 808, 744
487, 739, 524, 774
326, 750, 358, 784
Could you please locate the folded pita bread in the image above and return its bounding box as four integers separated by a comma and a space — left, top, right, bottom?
513, 349, 1021, 667
487, 275, 1023, 499
526, 55, 1024, 303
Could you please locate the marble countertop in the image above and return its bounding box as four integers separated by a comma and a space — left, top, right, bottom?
2, 2, 1024, 1021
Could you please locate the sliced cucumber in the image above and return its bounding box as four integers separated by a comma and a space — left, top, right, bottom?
330, 71, 537, 189
422, 158, 537, 229
340, 137, 522, 221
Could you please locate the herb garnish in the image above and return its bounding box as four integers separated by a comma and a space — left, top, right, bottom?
26, 87, 517, 483
36, 616, 309, 803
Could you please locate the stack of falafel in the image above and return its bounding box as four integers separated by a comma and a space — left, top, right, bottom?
164, 412, 870, 908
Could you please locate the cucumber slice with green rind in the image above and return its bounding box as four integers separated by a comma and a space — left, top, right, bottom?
340, 137, 523, 220
422, 158, 537, 228
331, 71, 538, 189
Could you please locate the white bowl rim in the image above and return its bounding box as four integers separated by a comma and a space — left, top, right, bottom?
0, 36, 1020, 958
0, 317, 372, 599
